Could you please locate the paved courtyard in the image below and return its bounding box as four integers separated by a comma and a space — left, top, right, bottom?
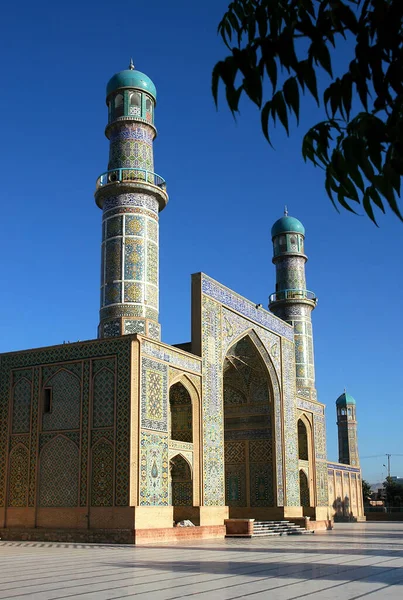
0, 523, 402, 599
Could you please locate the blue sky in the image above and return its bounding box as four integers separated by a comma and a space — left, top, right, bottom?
1, 0, 402, 482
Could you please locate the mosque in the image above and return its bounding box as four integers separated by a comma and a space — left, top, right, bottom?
0, 63, 364, 543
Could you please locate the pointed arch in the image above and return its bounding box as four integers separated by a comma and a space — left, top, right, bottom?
169, 382, 192, 443
223, 332, 277, 513
298, 418, 309, 461
11, 377, 32, 434
8, 444, 29, 507
170, 453, 193, 507
38, 435, 79, 507
299, 469, 310, 507
92, 367, 115, 428
42, 369, 81, 431
91, 437, 114, 507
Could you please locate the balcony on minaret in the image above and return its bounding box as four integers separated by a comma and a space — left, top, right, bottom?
96, 168, 166, 191
269, 288, 318, 306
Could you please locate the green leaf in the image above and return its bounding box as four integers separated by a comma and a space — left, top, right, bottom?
297, 60, 319, 104
283, 77, 300, 123
273, 91, 289, 135
363, 190, 378, 225
261, 100, 274, 147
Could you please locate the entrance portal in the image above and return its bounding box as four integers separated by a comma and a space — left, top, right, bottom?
223, 335, 275, 515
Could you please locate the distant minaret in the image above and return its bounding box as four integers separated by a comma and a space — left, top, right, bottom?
94, 61, 168, 340
336, 391, 359, 466
268, 211, 318, 397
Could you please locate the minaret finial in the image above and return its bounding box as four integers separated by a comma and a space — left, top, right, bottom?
129, 58, 135, 70
284, 205, 288, 216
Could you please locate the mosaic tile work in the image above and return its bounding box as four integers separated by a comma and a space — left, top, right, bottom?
297, 398, 324, 415
92, 367, 115, 428
42, 369, 81, 431
108, 123, 154, 172
91, 439, 114, 506
11, 378, 31, 434
313, 414, 327, 461
142, 340, 202, 373
140, 431, 169, 505
327, 461, 361, 474
281, 339, 300, 506
38, 436, 79, 507
141, 357, 168, 432
225, 464, 246, 506
8, 445, 29, 507
99, 191, 160, 339
168, 449, 193, 468
250, 464, 274, 506
316, 460, 329, 506
79, 360, 90, 506
222, 308, 281, 376
0, 337, 131, 508
201, 296, 225, 506
201, 274, 294, 341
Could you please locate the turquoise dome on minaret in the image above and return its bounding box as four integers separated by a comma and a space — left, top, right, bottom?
271, 212, 305, 238
106, 60, 157, 100
336, 391, 356, 406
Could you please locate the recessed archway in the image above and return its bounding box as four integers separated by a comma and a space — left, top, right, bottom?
223, 334, 275, 515
169, 382, 192, 443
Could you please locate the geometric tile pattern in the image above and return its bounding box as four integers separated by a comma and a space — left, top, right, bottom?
38, 435, 79, 507
42, 369, 81, 431
11, 378, 31, 434
0, 337, 131, 508
250, 463, 274, 506
142, 340, 202, 373
139, 431, 169, 506
225, 464, 246, 506
141, 357, 168, 432
92, 368, 115, 428
196, 269, 291, 508
281, 339, 300, 506
201, 274, 294, 341
8, 444, 29, 507
80, 361, 90, 507
91, 439, 114, 507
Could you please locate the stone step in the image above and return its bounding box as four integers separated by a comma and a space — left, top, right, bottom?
252, 520, 315, 537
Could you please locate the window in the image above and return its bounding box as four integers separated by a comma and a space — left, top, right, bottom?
145, 97, 153, 122
129, 92, 141, 116
114, 94, 124, 118
43, 388, 52, 414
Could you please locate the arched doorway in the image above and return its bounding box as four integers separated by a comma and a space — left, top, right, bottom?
169, 382, 192, 442
223, 335, 275, 516
299, 470, 310, 506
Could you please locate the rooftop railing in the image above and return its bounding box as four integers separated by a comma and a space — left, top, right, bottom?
96, 168, 166, 190
269, 289, 317, 303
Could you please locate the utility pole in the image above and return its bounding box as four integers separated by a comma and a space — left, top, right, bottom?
386, 453, 391, 478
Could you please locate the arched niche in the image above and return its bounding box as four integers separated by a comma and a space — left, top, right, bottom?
223, 334, 275, 513
170, 454, 193, 507
169, 382, 192, 443
299, 469, 310, 507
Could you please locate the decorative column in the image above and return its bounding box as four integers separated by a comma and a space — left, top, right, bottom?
94, 61, 168, 340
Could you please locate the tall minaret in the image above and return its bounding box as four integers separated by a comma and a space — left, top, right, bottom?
336, 391, 359, 466
95, 61, 168, 340
268, 211, 318, 397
